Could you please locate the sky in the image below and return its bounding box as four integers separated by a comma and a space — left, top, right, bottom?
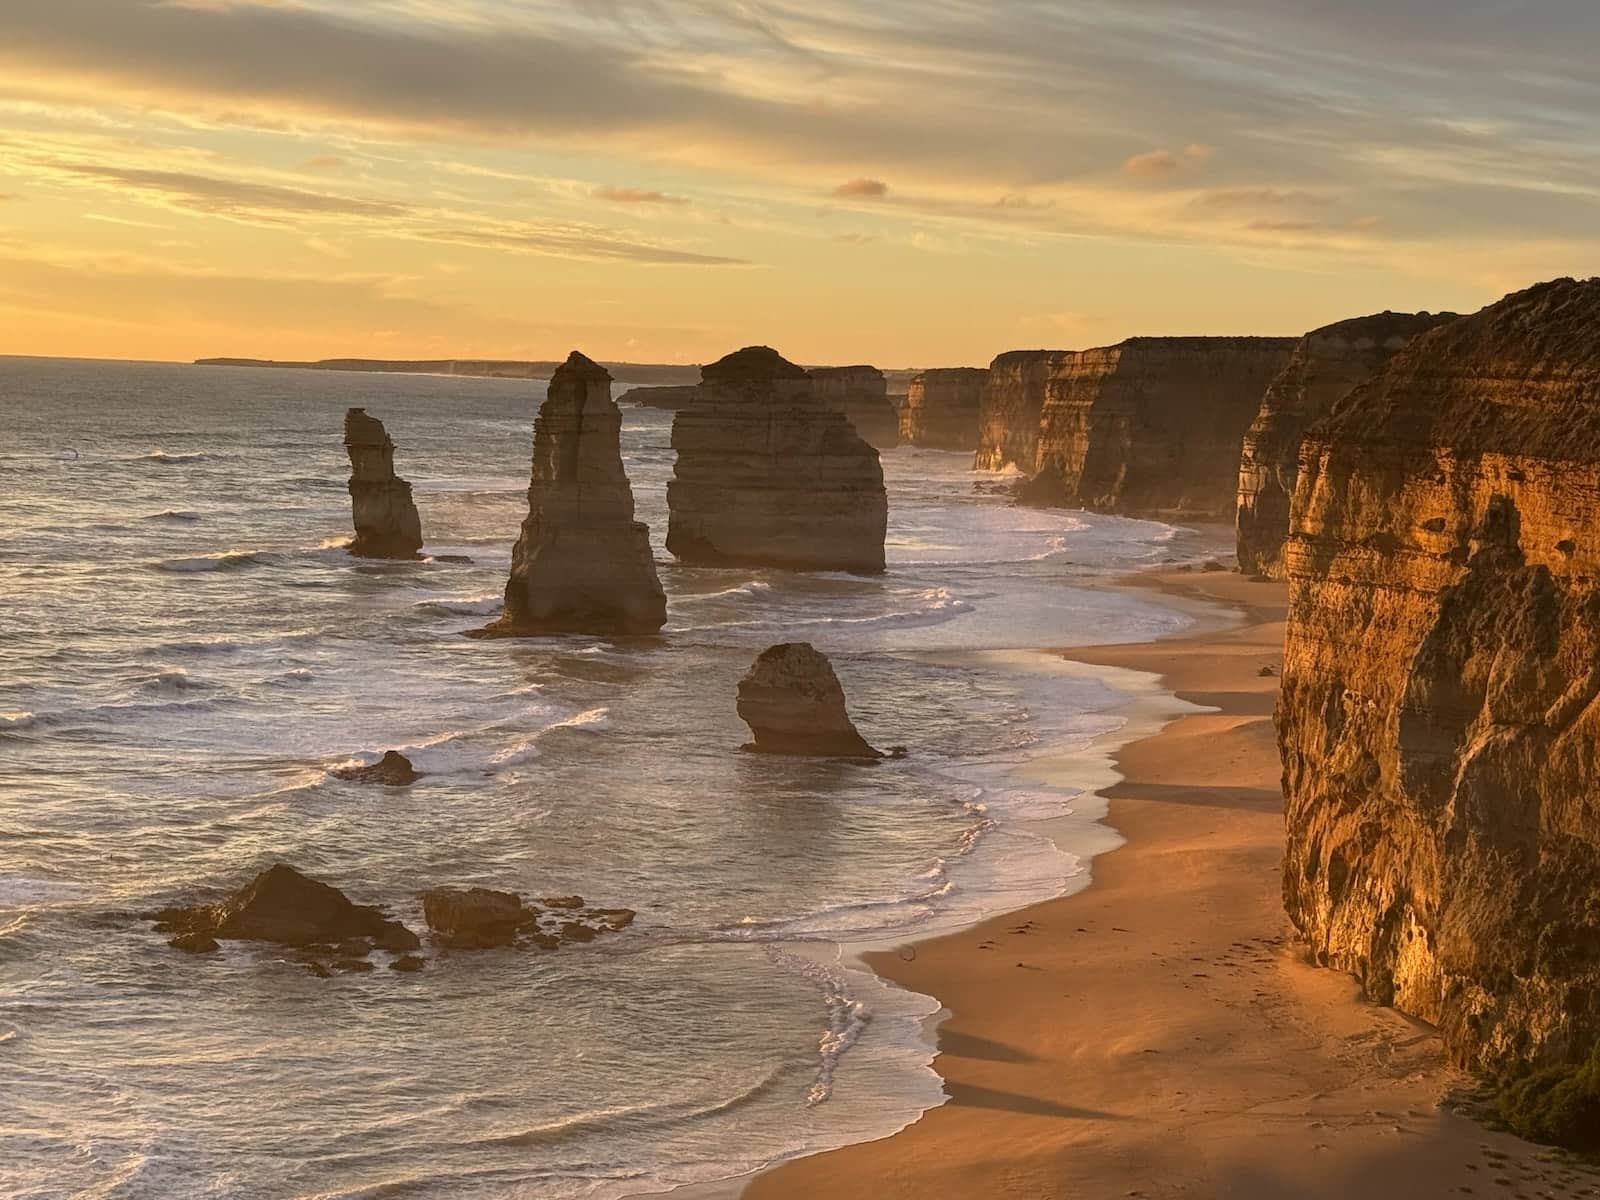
2, 0, 1598, 367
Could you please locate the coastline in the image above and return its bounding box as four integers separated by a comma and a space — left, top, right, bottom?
743, 567, 1590, 1199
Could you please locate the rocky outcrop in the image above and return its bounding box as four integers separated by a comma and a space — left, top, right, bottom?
149, 863, 420, 953
736, 642, 881, 759
974, 351, 1067, 471
812, 366, 898, 449
667, 347, 887, 573
332, 750, 419, 786
1020, 338, 1296, 516
620, 385, 700, 410
420, 886, 635, 950
343, 408, 424, 558
478, 352, 666, 637
900, 368, 988, 450
1278, 277, 1600, 1075
1237, 313, 1455, 577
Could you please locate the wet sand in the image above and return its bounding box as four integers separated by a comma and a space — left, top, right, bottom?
745, 569, 1597, 1199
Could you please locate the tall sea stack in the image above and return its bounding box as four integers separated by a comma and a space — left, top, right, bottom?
973, 350, 1066, 471
900, 368, 988, 450
1236, 312, 1455, 578
1019, 337, 1296, 516
1279, 278, 1600, 1073
343, 408, 423, 559
666, 346, 887, 574
480, 352, 666, 636
811, 366, 898, 449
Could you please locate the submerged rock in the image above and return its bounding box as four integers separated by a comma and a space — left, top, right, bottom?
1236, 311, 1456, 578
343, 408, 424, 559
148, 863, 419, 953
332, 750, 419, 786
736, 642, 882, 759
1278, 277, 1600, 1075
419, 884, 635, 950
477, 352, 666, 637
667, 347, 887, 573
811, 365, 898, 449
900, 367, 988, 450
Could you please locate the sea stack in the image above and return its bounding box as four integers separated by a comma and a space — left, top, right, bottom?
666, 347, 887, 573
736, 642, 881, 759
899, 367, 988, 450
618, 384, 700, 410
1278, 278, 1600, 1075
1236, 312, 1455, 577
343, 408, 424, 558
973, 350, 1067, 471
1019, 337, 1296, 516
481, 352, 666, 636
811, 366, 898, 449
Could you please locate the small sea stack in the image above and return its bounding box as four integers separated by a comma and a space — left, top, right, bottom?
666, 347, 887, 574
736, 642, 882, 759
811, 365, 898, 449
478, 351, 666, 637
343, 408, 424, 559
331, 750, 419, 786
900, 367, 988, 450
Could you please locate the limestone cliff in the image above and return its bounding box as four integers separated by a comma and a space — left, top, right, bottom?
666, 347, 886, 573
900, 367, 988, 450
1022, 338, 1295, 516
1279, 277, 1600, 1074
1237, 312, 1455, 578
974, 350, 1066, 471
811, 366, 898, 449
343, 408, 423, 558
480, 352, 666, 636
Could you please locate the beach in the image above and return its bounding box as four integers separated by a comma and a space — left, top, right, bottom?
747, 568, 1596, 1200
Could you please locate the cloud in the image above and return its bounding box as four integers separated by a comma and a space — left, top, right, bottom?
302, 154, 345, 171
592, 185, 688, 205
1188, 188, 1333, 211
1124, 144, 1214, 180
832, 178, 888, 198
44, 161, 409, 220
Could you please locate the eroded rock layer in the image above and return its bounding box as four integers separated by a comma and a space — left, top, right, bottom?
1279, 277, 1600, 1073
1237, 312, 1455, 578
811, 365, 898, 449
485, 352, 666, 636
1022, 337, 1296, 516
666, 347, 886, 573
900, 367, 988, 450
343, 408, 423, 558
973, 350, 1067, 471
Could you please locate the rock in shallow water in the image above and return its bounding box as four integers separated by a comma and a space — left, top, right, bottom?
419, 885, 635, 950
332, 750, 419, 786
736, 642, 882, 759
343, 408, 424, 559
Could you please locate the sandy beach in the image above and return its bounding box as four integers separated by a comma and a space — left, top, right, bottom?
747, 568, 1598, 1200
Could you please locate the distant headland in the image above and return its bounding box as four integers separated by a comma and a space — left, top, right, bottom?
195, 356, 703, 386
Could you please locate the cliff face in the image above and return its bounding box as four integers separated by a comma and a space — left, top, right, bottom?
973, 350, 1066, 471
1279, 278, 1600, 1073
667, 346, 886, 573
485, 352, 666, 636
811, 366, 898, 449
342, 408, 423, 559
1237, 313, 1455, 578
1022, 338, 1296, 516
900, 367, 988, 450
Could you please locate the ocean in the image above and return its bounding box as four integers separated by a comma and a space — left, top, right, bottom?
0, 356, 1213, 1199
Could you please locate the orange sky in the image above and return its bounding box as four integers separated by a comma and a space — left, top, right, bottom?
2, 1, 1597, 366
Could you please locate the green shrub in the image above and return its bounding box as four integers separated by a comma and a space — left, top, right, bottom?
1496, 1041, 1600, 1151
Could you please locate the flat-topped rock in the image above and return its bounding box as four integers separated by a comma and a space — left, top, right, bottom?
1236, 311, 1455, 577
477, 351, 666, 637
343, 408, 424, 558
736, 642, 882, 759
811, 366, 898, 449
900, 367, 988, 450
619, 385, 700, 410
667, 347, 886, 573
1279, 277, 1600, 1076
1018, 337, 1296, 517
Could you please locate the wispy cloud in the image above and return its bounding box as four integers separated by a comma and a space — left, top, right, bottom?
832, 178, 888, 198
592, 185, 688, 205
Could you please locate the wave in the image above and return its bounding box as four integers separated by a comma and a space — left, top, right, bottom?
414, 594, 503, 617
762, 948, 871, 1106
153, 550, 275, 573
143, 510, 201, 523
0, 711, 36, 732
266, 668, 314, 686
676, 581, 773, 603
137, 668, 210, 694
139, 450, 211, 464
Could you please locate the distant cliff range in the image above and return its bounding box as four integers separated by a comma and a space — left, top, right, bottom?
195, 357, 702, 386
